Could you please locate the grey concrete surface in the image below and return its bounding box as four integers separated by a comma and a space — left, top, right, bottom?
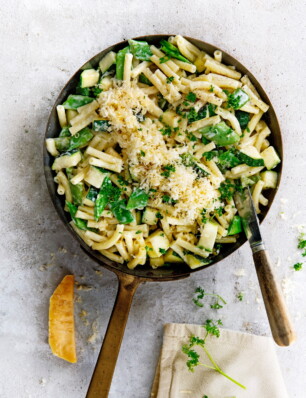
0, 1, 305, 397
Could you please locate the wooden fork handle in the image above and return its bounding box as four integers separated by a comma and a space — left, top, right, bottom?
253, 249, 296, 346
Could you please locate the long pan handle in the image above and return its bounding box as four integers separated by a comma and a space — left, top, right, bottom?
253, 249, 296, 346
86, 273, 142, 398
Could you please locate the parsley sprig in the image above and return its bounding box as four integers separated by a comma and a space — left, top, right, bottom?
193, 287, 227, 309
182, 319, 246, 389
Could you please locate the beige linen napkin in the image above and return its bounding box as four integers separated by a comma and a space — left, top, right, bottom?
151, 323, 289, 398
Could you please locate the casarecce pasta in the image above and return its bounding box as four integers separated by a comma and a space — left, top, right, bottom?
46, 35, 281, 270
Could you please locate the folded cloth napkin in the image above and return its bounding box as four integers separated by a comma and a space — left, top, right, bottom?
151, 323, 289, 398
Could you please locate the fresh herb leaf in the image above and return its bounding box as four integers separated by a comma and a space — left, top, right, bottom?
156, 212, 163, 219
182, 319, 246, 389
298, 234, 306, 257
293, 262, 303, 271
162, 195, 177, 205
140, 150, 146, 157
139, 73, 153, 86
166, 76, 175, 84
159, 248, 166, 254
66, 201, 88, 231
209, 85, 214, 92
192, 287, 227, 309
219, 179, 243, 200
237, 292, 244, 301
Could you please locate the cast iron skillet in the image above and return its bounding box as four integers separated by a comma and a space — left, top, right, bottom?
44, 35, 283, 398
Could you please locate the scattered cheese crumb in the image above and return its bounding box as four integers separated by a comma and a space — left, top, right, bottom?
233, 268, 246, 277
39, 378, 46, 386
87, 321, 99, 344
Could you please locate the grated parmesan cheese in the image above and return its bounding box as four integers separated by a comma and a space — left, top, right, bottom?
97, 81, 220, 223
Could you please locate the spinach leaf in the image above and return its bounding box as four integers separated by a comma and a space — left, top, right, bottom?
68, 128, 93, 151
235, 110, 250, 130
128, 39, 152, 61
66, 201, 88, 230
126, 188, 149, 210
160, 40, 191, 63
110, 200, 135, 224
226, 89, 249, 110
139, 73, 153, 86
199, 122, 240, 146
116, 46, 130, 80
62, 95, 94, 110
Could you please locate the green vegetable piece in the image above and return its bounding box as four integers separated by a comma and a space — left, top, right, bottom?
68, 128, 93, 151
227, 215, 242, 235
66, 201, 87, 230
86, 186, 99, 202
218, 150, 241, 169
76, 81, 90, 96
110, 200, 135, 224
139, 73, 153, 86
54, 137, 70, 152
128, 39, 152, 61
66, 168, 84, 206
157, 94, 169, 111
126, 188, 149, 210
116, 46, 130, 80
160, 40, 191, 63
236, 151, 264, 167
94, 177, 121, 221
235, 110, 250, 130
62, 95, 94, 110
92, 120, 111, 132
199, 122, 240, 146
227, 89, 249, 110
59, 127, 71, 137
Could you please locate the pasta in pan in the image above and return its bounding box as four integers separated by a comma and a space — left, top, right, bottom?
46, 35, 281, 270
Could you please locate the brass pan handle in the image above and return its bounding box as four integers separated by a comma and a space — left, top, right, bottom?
86, 273, 143, 398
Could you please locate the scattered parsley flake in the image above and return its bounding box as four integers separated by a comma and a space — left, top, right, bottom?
293, 262, 303, 271
186, 92, 197, 102
159, 248, 166, 254
156, 212, 163, 219
161, 164, 176, 178
209, 85, 214, 92
140, 150, 146, 157
237, 292, 244, 301
166, 76, 175, 83
135, 230, 142, 234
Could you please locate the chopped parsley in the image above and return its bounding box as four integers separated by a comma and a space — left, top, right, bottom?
293, 262, 303, 271
140, 150, 146, 157
201, 209, 208, 224
161, 164, 176, 178
166, 76, 174, 83
186, 92, 197, 102
160, 126, 172, 137
159, 248, 167, 254
237, 292, 244, 301
162, 194, 177, 205
156, 212, 163, 219
214, 206, 224, 217
202, 150, 218, 161
117, 175, 129, 186
218, 179, 243, 200
192, 286, 227, 309
298, 233, 306, 256
186, 131, 197, 141
135, 230, 142, 234
209, 85, 214, 92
